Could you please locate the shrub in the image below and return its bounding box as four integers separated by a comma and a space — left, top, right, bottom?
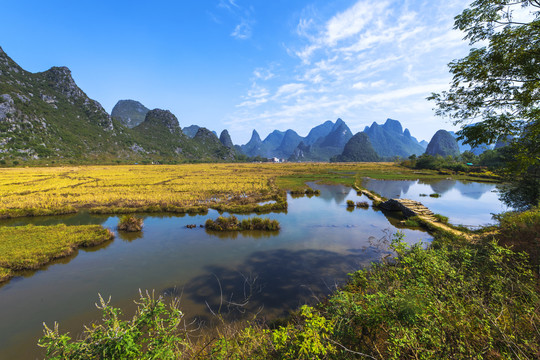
346, 200, 355, 207
433, 213, 449, 223
39, 291, 189, 359
118, 215, 143, 232
429, 193, 441, 198
205, 216, 280, 231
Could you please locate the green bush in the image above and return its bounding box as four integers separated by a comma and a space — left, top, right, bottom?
324, 233, 540, 359
39, 291, 189, 359
346, 200, 355, 207
404, 217, 420, 227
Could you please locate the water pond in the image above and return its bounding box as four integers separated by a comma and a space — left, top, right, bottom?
362, 178, 509, 227
0, 180, 505, 359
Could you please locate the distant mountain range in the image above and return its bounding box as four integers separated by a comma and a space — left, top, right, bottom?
1, 45, 492, 165
240, 118, 427, 162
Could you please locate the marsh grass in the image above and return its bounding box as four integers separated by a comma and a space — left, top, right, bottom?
356, 201, 369, 208
0, 163, 490, 219
0, 224, 114, 279
117, 215, 143, 232
205, 215, 280, 231
0, 267, 11, 282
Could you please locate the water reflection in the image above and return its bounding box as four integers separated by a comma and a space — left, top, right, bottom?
362, 178, 509, 226
0, 183, 430, 359
181, 248, 373, 322
427, 179, 456, 195
205, 229, 280, 240
117, 230, 145, 242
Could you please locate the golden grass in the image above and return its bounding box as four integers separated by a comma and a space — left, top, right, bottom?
0, 224, 114, 282
0, 162, 480, 218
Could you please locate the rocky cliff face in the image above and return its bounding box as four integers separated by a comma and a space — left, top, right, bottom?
219, 130, 234, 148
0, 46, 121, 160
142, 109, 181, 134
194, 128, 235, 160
0, 46, 238, 164
111, 100, 149, 128
289, 119, 353, 161
240, 130, 263, 157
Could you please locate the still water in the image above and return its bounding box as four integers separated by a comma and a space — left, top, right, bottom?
362, 178, 509, 227
0, 183, 437, 359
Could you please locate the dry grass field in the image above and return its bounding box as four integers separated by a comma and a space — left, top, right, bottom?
0, 162, 435, 218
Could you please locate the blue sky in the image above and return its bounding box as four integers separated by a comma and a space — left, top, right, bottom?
1, 0, 471, 144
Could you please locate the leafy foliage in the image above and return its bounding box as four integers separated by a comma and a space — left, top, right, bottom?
429, 0, 540, 205
39, 291, 188, 359
324, 232, 540, 359
429, 0, 540, 149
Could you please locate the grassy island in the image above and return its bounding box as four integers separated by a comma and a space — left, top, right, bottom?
0, 224, 114, 283
205, 215, 280, 231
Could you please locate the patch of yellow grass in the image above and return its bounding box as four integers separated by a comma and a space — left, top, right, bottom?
0, 163, 429, 217
0, 224, 114, 275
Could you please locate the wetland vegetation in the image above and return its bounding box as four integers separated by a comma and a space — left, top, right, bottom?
0, 162, 537, 359
205, 215, 280, 231
0, 224, 113, 283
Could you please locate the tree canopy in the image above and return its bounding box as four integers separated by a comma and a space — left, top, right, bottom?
429, 0, 539, 171
430, 0, 540, 209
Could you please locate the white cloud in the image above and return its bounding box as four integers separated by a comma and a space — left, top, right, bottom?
325, 1, 390, 45
231, 19, 251, 39
275, 83, 306, 99
228, 0, 472, 143
253, 67, 275, 81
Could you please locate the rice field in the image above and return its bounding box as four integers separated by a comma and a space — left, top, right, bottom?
0, 162, 414, 217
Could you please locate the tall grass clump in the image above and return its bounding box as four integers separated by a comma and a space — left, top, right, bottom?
205, 215, 280, 231
118, 215, 143, 232
433, 213, 449, 223
495, 209, 540, 271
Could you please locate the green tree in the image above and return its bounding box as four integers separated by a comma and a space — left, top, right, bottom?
430, 0, 540, 208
